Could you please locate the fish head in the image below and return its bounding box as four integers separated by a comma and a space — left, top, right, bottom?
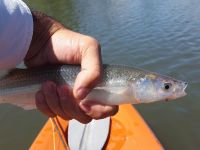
133, 74, 187, 103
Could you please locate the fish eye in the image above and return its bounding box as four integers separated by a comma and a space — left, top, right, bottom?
164, 83, 172, 90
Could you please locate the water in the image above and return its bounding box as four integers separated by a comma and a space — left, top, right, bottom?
1, 0, 200, 149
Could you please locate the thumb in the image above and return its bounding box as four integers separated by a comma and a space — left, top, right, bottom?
73, 68, 101, 100
73, 38, 102, 100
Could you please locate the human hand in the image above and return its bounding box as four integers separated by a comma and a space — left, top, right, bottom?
24, 11, 118, 123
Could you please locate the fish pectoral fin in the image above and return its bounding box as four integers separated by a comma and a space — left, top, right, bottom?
85, 88, 135, 105
86, 88, 113, 105
119, 89, 141, 104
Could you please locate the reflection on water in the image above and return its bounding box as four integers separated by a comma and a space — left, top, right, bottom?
1, 0, 200, 149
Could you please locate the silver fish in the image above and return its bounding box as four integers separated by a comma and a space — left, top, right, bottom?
0, 65, 187, 110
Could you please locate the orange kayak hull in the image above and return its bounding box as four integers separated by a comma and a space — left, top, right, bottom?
30, 104, 164, 150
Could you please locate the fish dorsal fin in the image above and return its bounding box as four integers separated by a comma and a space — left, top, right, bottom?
68, 117, 110, 150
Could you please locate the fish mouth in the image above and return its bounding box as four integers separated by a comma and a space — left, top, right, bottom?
182, 82, 188, 96
182, 82, 187, 90
177, 81, 188, 98
166, 81, 188, 101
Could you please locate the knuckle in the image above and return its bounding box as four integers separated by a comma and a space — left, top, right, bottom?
87, 36, 100, 47
83, 36, 101, 52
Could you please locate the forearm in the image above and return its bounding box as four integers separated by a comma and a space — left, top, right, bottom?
24, 11, 64, 65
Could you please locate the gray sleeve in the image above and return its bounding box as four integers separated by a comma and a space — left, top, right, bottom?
0, 0, 33, 69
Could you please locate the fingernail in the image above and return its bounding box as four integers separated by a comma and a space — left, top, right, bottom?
77, 88, 90, 99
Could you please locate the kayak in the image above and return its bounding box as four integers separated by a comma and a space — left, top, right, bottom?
30, 104, 164, 150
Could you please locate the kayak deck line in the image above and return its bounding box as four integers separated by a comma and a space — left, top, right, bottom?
50, 118, 68, 150
30, 105, 164, 150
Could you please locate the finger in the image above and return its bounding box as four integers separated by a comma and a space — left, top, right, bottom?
57, 85, 92, 124
73, 37, 102, 100
42, 81, 71, 120
35, 90, 56, 117
79, 100, 119, 120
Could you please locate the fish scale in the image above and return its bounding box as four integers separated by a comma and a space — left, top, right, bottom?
0, 64, 187, 110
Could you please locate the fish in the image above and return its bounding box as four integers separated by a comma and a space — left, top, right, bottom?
0, 64, 187, 110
